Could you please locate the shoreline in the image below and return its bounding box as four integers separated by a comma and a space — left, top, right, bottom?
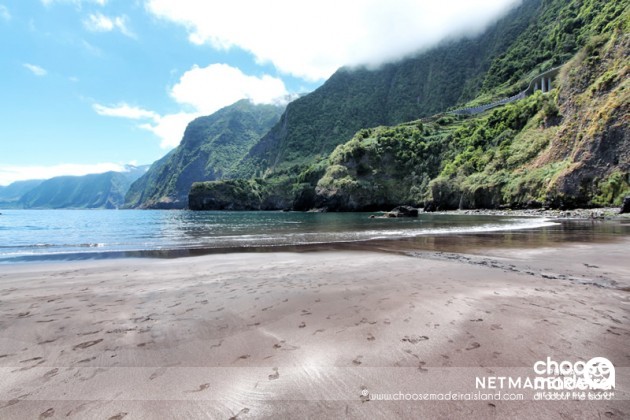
2, 214, 628, 266
430, 207, 627, 219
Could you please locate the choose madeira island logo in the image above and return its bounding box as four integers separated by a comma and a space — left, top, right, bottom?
476, 356, 616, 401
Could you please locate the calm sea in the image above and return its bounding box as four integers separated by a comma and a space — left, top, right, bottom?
0, 209, 559, 263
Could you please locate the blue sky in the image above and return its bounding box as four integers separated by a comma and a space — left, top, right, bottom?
0, 0, 520, 185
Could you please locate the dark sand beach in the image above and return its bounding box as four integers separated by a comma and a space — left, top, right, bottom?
0, 222, 628, 419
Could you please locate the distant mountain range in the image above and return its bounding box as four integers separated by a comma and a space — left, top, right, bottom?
0, 180, 45, 207
0, 165, 148, 209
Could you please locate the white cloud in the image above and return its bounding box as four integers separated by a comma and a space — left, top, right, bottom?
41, 0, 107, 6
0, 5, 11, 21
147, 0, 521, 81
93, 103, 160, 120
171, 63, 288, 113
94, 102, 193, 148
23, 63, 47, 76
81, 39, 104, 56
83, 13, 135, 38
139, 112, 199, 149
94, 63, 288, 148
0, 163, 126, 186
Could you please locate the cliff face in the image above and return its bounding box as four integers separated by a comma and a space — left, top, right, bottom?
232, 0, 543, 180
187, 0, 628, 211
311, 29, 629, 211
535, 32, 629, 208
125, 100, 284, 209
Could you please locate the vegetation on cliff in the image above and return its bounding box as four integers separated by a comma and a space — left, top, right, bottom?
232, 0, 543, 180
314, 26, 629, 210
185, 0, 628, 211
125, 100, 284, 209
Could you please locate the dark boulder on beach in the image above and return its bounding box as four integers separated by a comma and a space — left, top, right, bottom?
423, 201, 437, 212
386, 206, 419, 218
621, 196, 630, 214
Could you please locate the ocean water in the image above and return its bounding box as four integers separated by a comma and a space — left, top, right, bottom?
0, 209, 558, 263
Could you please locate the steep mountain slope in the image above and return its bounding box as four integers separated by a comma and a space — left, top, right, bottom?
19, 166, 147, 209
191, 0, 628, 211
125, 100, 285, 209
233, 0, 543, 179
0, 180, 44, 208
313, 24, 629, 210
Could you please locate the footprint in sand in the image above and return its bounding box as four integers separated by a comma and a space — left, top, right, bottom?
73, 339, 103, 350
186, 383, 210, 393
298, 322, 306, 328
228, 407, 250, 420
43, 368, 59, 379
367, 333, 375, 341
401, 335, 429, 344
39, 408, 55, 419
268, 367, 280, 380
2, 395, 26, 409
418, 361, 428, 373
107, 413, 128, 420
78, 330, 102, 336
352, 356, 363, 366
20, 357, 43, 363
466, 342, 481, 351
149, 367, 167, 381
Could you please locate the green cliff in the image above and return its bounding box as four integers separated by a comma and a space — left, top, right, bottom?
189, 0, 628, 211
125, 100, 285, 209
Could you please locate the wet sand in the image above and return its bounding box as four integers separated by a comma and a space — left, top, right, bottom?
0, 237, 629, 418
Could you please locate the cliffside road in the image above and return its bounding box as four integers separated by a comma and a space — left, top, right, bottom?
449, 66, 562, 116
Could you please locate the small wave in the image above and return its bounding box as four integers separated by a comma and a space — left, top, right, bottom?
0, 242, 105, 249
186, 217, 558, 247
